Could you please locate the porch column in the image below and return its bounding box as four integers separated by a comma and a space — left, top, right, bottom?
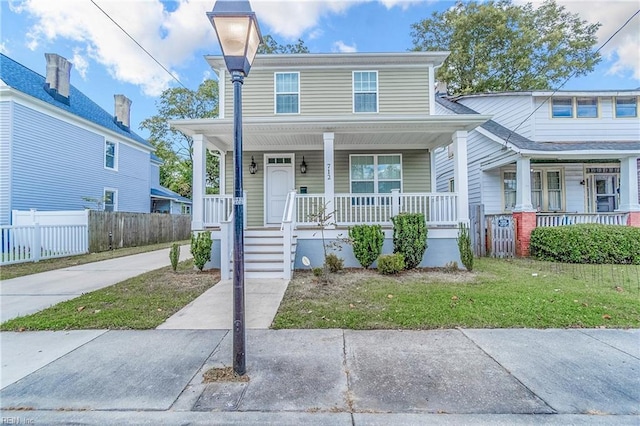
618, 156, 640, 227
452, 130, 469, 225
218, 150, 226, 195
323, 132, 335, 217
192, 133, 206, 231
514, 157, 534, 212
513, 156, 536, 256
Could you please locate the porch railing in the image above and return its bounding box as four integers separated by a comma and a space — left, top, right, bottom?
281, 190, 297, 280
295, 192, 458, 226
536, 212, 629, 227
203, 193, 247, 228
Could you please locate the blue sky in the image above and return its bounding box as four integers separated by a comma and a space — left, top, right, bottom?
1, 0, 639, 139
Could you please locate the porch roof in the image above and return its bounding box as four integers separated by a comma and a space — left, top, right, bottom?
170, 114, 490, 152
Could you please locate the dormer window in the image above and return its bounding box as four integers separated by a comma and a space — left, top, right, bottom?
615, 96, 637, 118
353, 71, 378, 113
551, 97, 573, 118
275, 72, 299, 114
576, 97, 597, 118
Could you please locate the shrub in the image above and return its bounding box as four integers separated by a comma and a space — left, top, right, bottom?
391, 213, 427, 269
530, 224, 640, 264
312, 267, 324, 277
169, 243, 180, 271
349, 224, 384, 269
457, 222, 474, 271
191, 231, 212, 271
325, 253, 344, 273
377, 253, 405, 275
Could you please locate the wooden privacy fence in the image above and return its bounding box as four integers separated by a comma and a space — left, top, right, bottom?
88, 211, 191, 252
486, 214, 515, 258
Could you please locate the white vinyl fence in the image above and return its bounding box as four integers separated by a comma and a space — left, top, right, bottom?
1, 210, 89, 265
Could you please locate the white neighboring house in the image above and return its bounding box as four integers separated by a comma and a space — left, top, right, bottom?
434, 90, 640, 255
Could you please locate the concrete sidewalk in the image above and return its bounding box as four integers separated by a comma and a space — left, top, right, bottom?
1, 328, 638, 425
0, 245, 192, 322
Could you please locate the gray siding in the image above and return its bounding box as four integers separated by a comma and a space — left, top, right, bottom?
532, 96, 640, 142
10, 103, 151, 215
0, 101, 11, 225
225, 67, 430, 118
458, 95, 533, 138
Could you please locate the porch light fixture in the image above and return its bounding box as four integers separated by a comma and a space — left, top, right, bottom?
300, 156, 307, 174
249, 156, 258, 174
207, 0, 263, 377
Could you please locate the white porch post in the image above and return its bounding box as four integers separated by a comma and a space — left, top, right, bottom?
218, 150, 226, 195
429, 149, 437, 192
514, 156, 534, 212
192, 133, 206, 231
452, 130, 469, 224
618, 156, 640, 211
323, 132, 335, 217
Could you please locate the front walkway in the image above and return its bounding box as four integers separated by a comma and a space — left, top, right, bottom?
0, 245, 192, 322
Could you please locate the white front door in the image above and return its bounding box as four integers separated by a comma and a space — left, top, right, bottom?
266, 155, 294, 224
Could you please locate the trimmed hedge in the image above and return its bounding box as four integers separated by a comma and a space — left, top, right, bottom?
530, 224, 640, 265
391, 213, 427, 269
377, 253, 405, 275
349, 224, 384, 269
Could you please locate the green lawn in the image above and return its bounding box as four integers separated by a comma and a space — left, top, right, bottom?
272, 257, 640, 329
0, 240, 189, 280
0, 260, 219, 331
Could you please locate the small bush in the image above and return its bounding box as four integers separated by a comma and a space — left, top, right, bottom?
530, 224, 640, 264
349, 224, 384, 269
312, 267, 324, 277
169, 243, 180, 271
325, 253, 344, 273
377, 253, 405, 275
191, 231, 212, 271
391, 213, 427, 269
457, 222, 474, 271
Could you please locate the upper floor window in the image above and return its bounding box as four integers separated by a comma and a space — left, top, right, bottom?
275, 72, 299, 114
104, 188, 117, 212
576, 97, 598, 118
353, 71, 378, 113
551, 98, 573, 118
615, 96, 638, 118
105, 141, 117, 170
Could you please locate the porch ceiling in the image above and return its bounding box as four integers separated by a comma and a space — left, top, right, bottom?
170, 115, 490, 152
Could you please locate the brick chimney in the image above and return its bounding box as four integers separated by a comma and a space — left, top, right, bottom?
114, 94, 132, 129
44, 53, 72, 100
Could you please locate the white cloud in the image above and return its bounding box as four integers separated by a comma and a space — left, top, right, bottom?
12, 0, 215, 96
521, 0, 640, 83
71, 48, 89, 79
0, 41, 8, 55
332, 40, 357, 52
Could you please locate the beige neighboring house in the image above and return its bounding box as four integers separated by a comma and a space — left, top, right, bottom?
171, 52, 490, 279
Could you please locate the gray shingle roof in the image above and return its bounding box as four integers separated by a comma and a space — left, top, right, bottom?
436, 96, 640, 152
0, 53, 151, 149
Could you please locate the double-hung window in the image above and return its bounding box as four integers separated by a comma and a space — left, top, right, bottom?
551, 98, 573, 118
615, 96, 637, 118
103, 189, 117, 212
503, 169, 563, 211
576, 97, 597, 118
350, 154, 401, 204
275, 72, 299, 114
353, 71, 378, 113
105, 141, 117, 170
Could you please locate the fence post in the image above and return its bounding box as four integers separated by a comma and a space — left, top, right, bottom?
391, 189, 400, 217
33, 222, 41, 262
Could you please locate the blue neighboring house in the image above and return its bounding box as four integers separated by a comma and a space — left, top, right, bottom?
0, 53, 190, 225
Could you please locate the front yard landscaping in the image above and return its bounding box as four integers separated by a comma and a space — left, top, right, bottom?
1, 260, 219, 331
272, 257, 640, 329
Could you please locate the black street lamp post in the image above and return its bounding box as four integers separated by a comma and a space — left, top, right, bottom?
207, 0, 262, 376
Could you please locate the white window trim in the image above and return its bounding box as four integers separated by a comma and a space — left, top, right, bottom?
274, 72, 300, 115
583, 163, 621, 212
575, 96, 599, 119
613, 96, 638, 119
352, 70, 379, 113
349, 153, 403, 194
550, 97, 574, 119
104, 140, 118, 171
103, 187, 118, 212
502, 170, 517, 212
502, 167, 565, 212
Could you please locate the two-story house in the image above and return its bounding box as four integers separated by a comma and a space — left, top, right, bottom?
171, 53, 490, 278
0, 53, 191, 225
434, 91, 640, 256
